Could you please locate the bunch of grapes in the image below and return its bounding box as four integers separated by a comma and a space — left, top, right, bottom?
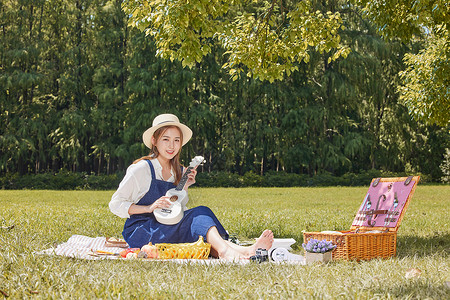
302, 239, 336, 253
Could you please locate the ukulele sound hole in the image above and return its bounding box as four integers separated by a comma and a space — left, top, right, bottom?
170, 196, 178, 202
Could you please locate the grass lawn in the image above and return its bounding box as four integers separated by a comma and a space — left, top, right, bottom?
0, 186, 449, 299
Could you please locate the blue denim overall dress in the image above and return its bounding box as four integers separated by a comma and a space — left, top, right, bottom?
122, 160, 228, 248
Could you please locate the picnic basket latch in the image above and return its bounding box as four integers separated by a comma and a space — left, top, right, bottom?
372, 178, 381, 187
335, 236, 345, 246
404, 176, 413, 186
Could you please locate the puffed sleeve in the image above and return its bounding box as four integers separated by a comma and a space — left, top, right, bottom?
109, 160, 152, 218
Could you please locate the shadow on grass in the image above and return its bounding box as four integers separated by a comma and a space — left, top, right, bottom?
396, 233, 450, 258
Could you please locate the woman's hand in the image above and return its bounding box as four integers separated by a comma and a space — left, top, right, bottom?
128, 196, 172, 216
147, 196, 171, 213
184, 168, 197, 190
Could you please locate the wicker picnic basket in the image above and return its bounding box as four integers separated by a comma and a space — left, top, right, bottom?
303, 176, 420, 261
156, 236, 211, 259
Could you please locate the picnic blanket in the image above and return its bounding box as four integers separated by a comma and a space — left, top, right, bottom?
38, 235, 305, 265
39, 235, 125, 260
38, 234, 245, 264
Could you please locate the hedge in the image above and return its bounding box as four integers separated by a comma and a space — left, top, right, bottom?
0, 170, 433, 190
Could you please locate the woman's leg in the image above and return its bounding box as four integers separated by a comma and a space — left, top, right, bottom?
225, 229, 274, 257
206, 227, 274, 260
206, 226, 243, 260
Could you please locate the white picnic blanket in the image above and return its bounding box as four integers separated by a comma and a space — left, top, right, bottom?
38, 234, 245, 264
38, 235, 305, 265
39, 235, 124, 260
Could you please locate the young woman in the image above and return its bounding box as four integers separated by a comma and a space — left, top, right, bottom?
109, 113, 273, 260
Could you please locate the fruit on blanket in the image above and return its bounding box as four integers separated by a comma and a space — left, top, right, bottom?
126, 252, 137, 259
193, 236, 206, 246
120, 248, 140, 258
119, 249, 127, 258
141, 244, 152, 255
141, 243, 159, 259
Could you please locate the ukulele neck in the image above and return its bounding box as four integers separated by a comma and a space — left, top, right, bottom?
175, 166, 194, 191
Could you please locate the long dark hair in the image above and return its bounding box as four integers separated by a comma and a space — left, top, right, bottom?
134, 126, 183, 185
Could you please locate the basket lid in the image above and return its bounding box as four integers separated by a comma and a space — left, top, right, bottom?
350, 176, 420, 232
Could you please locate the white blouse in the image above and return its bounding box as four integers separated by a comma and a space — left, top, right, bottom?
109, 158, 188, 218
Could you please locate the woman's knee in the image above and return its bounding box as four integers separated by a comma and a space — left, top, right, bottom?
193, 205, 214, 215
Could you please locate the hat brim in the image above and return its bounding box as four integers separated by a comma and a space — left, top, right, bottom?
142, 122, 192, 149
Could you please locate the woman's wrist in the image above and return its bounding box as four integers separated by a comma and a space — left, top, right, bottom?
128, 203, 154, 215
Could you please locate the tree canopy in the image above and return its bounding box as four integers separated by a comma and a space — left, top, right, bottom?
124, 0, 449, 126
357, 0, 449, 126
122, 0, 351, 82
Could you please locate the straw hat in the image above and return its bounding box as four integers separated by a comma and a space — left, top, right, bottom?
142, 114, 192, 149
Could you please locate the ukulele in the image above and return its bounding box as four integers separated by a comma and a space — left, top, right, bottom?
154, 156, 205, 225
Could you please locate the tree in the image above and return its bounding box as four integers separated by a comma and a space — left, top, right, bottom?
91, 0, 128, 174
355, 0, 449, 41
398, 29, 449, 127
0, 0, 50, 174
356, 0, 449, 126
123, 0, 449, 126
121, 0, 350, 82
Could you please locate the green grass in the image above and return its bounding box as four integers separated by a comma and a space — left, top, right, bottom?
0, 186, 449, 299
